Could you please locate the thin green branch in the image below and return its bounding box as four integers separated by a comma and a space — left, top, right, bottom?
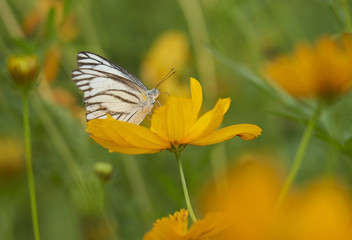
275, 106, 322, 209
0, 0, 25, 38
177, 0, 217, 99
23, 90, 41, 240
175, 151, 197, 223
341, 0, 352, 32
122, 155, 153, 217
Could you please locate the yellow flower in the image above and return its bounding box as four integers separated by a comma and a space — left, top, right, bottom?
86, 78, 262, 154
201, 159, 352, 240
265, 35, 352, 99
140, 31, 190, 100
143, 209, 230, 240
273, 181, 352, 240
7, 55, 38, 85
201, 160, 280, 240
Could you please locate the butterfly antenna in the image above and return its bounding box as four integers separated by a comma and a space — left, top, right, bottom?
160, 91, 169, 97
155, 67, 176, 89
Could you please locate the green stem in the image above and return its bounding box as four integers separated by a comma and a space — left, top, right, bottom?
122, 155, 153, 217
99, 184, 119, 240
275, 106, 321, 208
0, 0, 25, 38
177, 0, 218, 99
341, 0, 352, 33
326, 143, 339, 178
210, 143, 228, 193
174, 151, 197, 223
31, 95, 84, 184
327, 2, 345, 31
23, 90, 41, 240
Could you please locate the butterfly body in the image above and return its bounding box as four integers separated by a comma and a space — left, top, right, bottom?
72, 52, 159, 124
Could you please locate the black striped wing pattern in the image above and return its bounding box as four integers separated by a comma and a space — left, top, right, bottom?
72, 52, 158, 124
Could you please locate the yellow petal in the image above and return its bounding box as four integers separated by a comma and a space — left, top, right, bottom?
150, 104, 169, 141
189, 78, 203, 125
182, 98, 231, 143
274, 181, 352, 240
90, 136, 161, 154
165, 96, 194, 144
143, 209, 188, 240
87, 115, 170, 153
89, 135, 121, 151
109, 146, 162, 155
202, 161, 281, 239
186, 212, 232, 239
151, 78, 203, 144
189, 124, 262, 146
109, 121, 169, 149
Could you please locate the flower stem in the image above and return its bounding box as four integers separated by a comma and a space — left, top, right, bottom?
0, 0, 25, 38
327, 2, 345, 31
174, 151, 197, 223
31, 95, 84, 184
122, 155, 153, 217
275, 106, 321, 208
177, 0, 218, 99
23, 89, 41, 240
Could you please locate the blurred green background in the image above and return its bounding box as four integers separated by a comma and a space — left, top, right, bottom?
1, 0, 352, 239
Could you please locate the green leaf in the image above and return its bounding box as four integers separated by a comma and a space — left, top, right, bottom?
43, 7, 57, 44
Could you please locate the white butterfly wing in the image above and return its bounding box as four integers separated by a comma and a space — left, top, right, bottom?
72, 52, 153, 124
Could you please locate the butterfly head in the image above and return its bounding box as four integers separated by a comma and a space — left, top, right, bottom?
147, 88, 160, 104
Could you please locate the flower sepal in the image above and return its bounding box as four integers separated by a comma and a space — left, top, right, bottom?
169, 144, 186, 154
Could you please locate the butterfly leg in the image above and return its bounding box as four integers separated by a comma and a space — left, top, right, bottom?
155, 100, 161, 108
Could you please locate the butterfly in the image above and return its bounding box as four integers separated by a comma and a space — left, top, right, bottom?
72, 52, 173, 124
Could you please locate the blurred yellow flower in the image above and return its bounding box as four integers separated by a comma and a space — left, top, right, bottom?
141, 30, 190, 100
7, 55, 38, 85
86, 78, 262, 154
202, 160, 352, 240
265, 35, 352, 99
143, 209, 229, 240
0, 137, 24, 179
273, 181, 352, 240
202, 160, 281, 240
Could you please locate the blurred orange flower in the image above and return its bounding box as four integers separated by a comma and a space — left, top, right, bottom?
140, 31, 190, 100
23, 0, 79, 83
202, 160, 281, 240
143, 209, 230, 240
202, 160, 352, 240
86, 78, 262, 154
43, 46, 61, 83
273, 181, 352, 240
265, 35, 352, 99
22, 0, 79, 41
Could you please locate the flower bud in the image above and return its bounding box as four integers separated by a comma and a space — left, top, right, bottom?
93, 162, 113, 182
7, 55, 38, 85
